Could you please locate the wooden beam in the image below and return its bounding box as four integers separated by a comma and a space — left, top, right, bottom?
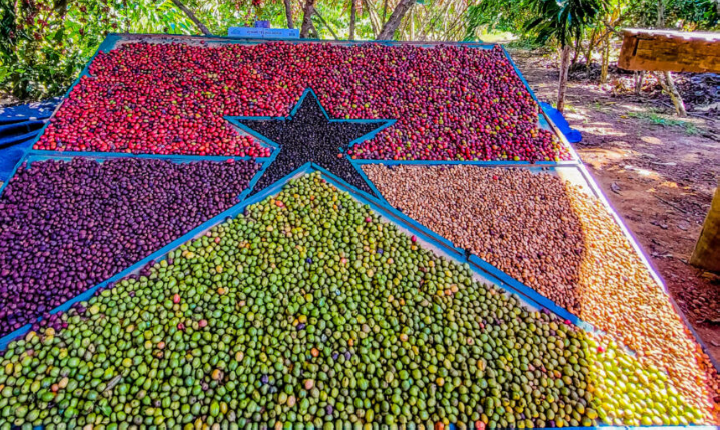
618, 29, 720, 73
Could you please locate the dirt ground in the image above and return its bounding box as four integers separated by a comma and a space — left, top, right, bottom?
510, 49, 720, 366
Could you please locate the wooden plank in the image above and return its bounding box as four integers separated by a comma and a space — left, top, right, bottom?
618, 29, 720, 73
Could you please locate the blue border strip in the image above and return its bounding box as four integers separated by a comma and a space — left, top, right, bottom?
26, 149, 268, 164
0, 164, 591, 350
106, 32, 497, 48
500, 45, 541, 106
467, 255, 591, 331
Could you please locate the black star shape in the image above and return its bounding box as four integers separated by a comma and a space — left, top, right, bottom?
226, 89, 394, 197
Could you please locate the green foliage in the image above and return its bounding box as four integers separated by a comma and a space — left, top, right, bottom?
0, 0, 384, 102
464, 0, 607, 46
523, 0, 607, 47
0, 0, 204, 101
463, 0, 534, 41
624, 0, 718, 29
1, 0, 112, 100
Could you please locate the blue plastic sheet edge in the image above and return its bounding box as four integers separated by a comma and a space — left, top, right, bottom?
0, 129, 41, 148
0, 162, 590, 351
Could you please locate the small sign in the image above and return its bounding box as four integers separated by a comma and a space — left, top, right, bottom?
254, 20, 271, 28
228, 27, 299, 39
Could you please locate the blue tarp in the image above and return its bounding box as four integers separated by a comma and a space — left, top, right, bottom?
539, 101, 582, 143
0, 98, 60, 183
0, 140, 33, 183
0, 98, 59, 123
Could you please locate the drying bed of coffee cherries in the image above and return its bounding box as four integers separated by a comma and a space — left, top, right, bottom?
34, 41, 569, 162
0, 157, 260, 337
0, 173, 703, 428
363, 164, 720, 421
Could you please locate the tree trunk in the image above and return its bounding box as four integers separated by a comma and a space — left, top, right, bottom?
634, 71, 645, 94
656, 0, 666, 27
557, 44, 571, 113
571, 36, 581, 68
377, 0, 414, 40
349, 0, 356, 39
600, 35, 610, 84
284, 0, 294, 29
362, 0, 382, 37
657, 71, 687, 116
309, 22, 319, 38
170, 0, 211, 35
584, 24, 598, 78
691, 180, 720, 272
300, 0, 316, 38
409, 6, 414, 40
382, 0, 388, 23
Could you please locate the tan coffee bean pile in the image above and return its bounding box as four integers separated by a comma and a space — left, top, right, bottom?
566, 184, 720, 421
364, 164, 720, 420
365, 164, 586, 313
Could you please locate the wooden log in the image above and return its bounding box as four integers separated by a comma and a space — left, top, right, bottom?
691, 180, 720, 273
618, 29, 720, 73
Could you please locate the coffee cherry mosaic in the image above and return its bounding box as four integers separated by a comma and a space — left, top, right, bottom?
0, 158, 260, 337
2, 36, 716, 428
34, 42, 568, 161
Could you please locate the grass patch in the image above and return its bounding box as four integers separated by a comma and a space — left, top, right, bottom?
627, 110, 699, 135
